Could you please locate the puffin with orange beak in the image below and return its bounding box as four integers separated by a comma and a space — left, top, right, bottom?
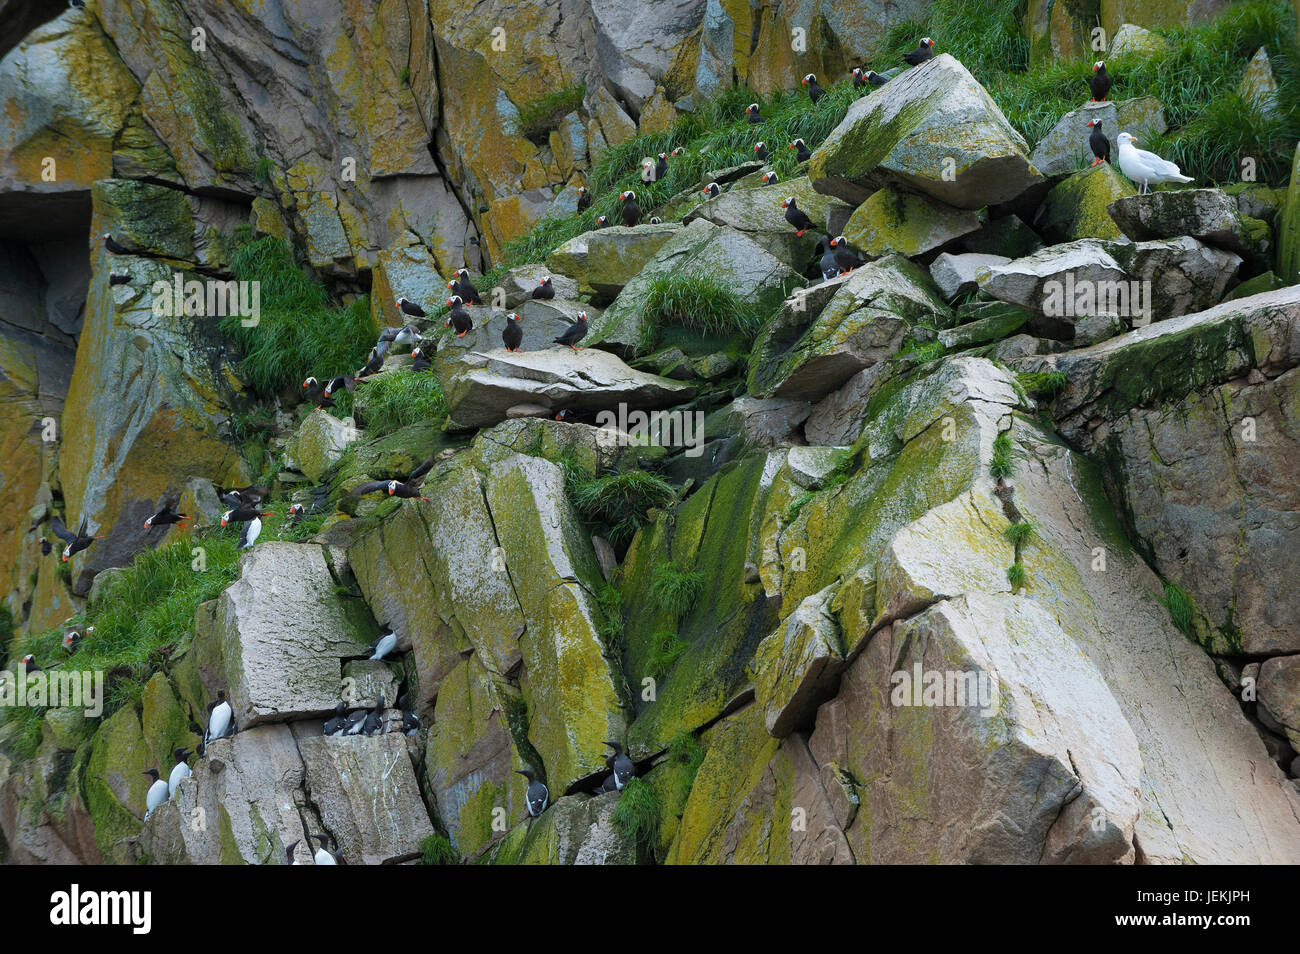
1089, 61, 1111, 102
531, 276, 555, 300
349, 454, 437, 501
576, 185, 592, 210
503, 312, 524, 352
144, 494, 188, 533
619, 190, 641, 227
789, 138, 812, 162
448, 268, 482, 304
781, 196, 815, 237
445, 295, 473, 337
802, 73, 825, 104
50, 515, 101, 562
904, 37, 935, 66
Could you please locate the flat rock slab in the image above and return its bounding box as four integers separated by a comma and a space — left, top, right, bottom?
215, 543, 373, 727
1108, 188, 1264, 256
297, 731, 435, 864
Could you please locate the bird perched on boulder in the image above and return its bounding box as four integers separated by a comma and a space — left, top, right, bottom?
789, 138, 812, 162
448, 268, 483, 304
1089, 61, 1111, 102
781, 196, 815, 237
532, 276, 556, 300
502, 312, 524, 353
202, 690, 236, 751
101, 233, 130, 254
1087, 119, 1110, 165
168, 748, 192, 798
517, 768, 549, 817
830, 235, 864, 273
745, 103, 764, 123
361, 693, 386, 734
1117, 132, 1192, 194
904, 37, 935, 65
593, 214, 610, 229
396, 296, 426, 319
411, 345, 431, 372
576, 186, 592, 210
311, 833, 343, 865
619, 190, 641, 226
753, 141, 769, 160
762, 171, 779, 185
554, 311, 589, 351
604, 741, 636, 790
50, 515, 100, 562
702, 181, 721, 198
349, 454, 436, 502
322, 702, 348, 736
237, 515, 263, 550
853, 67, 888, 90
143, 769, 168, 819
144, 495, 187, 533
802, 73, 825, 103
818, 236, 839, 280
445, 295, 473, 337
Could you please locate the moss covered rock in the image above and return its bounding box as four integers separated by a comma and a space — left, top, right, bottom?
843, 187, 984, 258
1035, 162, 1136, 243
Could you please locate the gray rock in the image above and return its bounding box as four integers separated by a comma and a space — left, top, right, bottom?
704, 396, 812, 448
497, 265, 580, 308
753, 584, 846, 737
1108, 188, 1267, 257
930, 252, 1012, 300
1072, 312, 1125, 345
283, 410, 361, 484
1029, 98, 1167, 177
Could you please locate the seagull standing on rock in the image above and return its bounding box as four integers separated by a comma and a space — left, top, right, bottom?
1116, 132, 1192, 194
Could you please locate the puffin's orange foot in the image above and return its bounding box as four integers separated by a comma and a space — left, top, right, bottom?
796, 229, 806, 237
457, 331, 467, 337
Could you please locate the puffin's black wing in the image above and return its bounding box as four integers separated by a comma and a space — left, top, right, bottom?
406, 454, 437, 485
75, 516, 90, 540
50, 516, 75, 544
349, 481, 391, 497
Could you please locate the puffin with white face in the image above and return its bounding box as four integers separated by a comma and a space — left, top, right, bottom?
503, 312, 524, 353
789, 138, 812, 162
903, 37, 935, 66
619, 190, 641, 227
50, 515, 100, 562
802, 73, 825, 103
1090, 61, 1111, 102
745, 102, 764, 124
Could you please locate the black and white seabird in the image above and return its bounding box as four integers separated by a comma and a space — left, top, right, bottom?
396, 296, 426, 319
349, 453, 436, 502
285, 839, 307, 865
762, 171, 779, 185
648, 215, 662, 224
554, 311, 588, 351
203, 689, 236, 750
604, 741, 636, 790
517, 768, 549, 817
702, 182, 721, 198
532, 276, 555, 300
144, 494, 187, 533
411, 346, 431, 372
802, 73, 825, 103
221, 504, 270, 526
322, 702, 347, 736
19, 654, 42, 673
789, 138, 812, 162
311, 833, 343, 865
781, 196, 815, 236
576, 186, 592, 210
818, 236, 839, 280
619, 190, 641, 227
368, 631, 398, 661
830, 235, 864, 273
448, 268, 483, 304
143, 769, 168, 819
753, 141, 769, 160
1087, 118, 1110, 165
101, 233, 130, 254
1089, 61, 1111, 102
503, 312, 524, 353
62, 628, 89, 653
238, 516, 262, 550
745, 103, 763, 124
168, 747, 193, 797
361, 693, 386, 734
444, 295, 473, 337
39, 537, 51, 556
670, 146, 686, 157
341, 706, 369, 736
654, 152, 669, 180
904, 37, 935, 66
218, 486, 268, 509
109, 272, 130, 286
50, 515, 100, 562
593, 214, 609, 229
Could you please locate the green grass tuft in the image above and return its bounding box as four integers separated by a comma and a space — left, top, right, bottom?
569, 468, 678, 549
419, 833, 458, 865
252, 156, 274, 185
1161, 581, 1197, 639
650, 563, 704, 616
610, 775, 660, 858
647, 629, 688, 680
1016, 370, 1068, 397
638, 273, 764, 350
354, 369, 447, 438
1006, 560, 1028, 589
1002, 520, 1037, 547
666, 730, 706, 813
990, 430, 1015, 480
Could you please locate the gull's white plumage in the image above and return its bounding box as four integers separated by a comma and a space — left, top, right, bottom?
1116, 132, 1193, 194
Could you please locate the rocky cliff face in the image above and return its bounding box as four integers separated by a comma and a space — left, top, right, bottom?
0, 0, 1298, 865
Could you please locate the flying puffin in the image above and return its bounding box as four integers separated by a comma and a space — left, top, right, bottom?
1089, 61, 1111, 102
1117, 132, 1193, 194
762, 171, 779, 185
745, 103, 764, 124
50, 515, 100, 562
789, 138, 812, 162
781, 196, 815, 236
355, 347, 385, 379
554, 311, 589, 351
830, 235, 864, 273
503, 312, 524, 353
411, 346, 431, 372
378, 324, 420, 354
576, 186, 592, 210
818, 236, 840, 280
604, 741, 636, 790
1087, 119, 1110, 165
311, 833, 343, 865
517, 768, 549, 817
221, 504, 271, 526
349, 453, 436, 501
619, 190, 641, 227
202, 690, 236, 751
143, 769, 168, 819
444, 295, 473, 337
802, 73, 825, 103
167, 747, 192, 797
396, 296, 426, 319
593, 214, 609, 229
101, 233, 130, 254
753, 141, 769, 160
144, 495, 187, 533
218, 486, 267, 509
532, 276, 555, 300
702, 182, 721, 198
449, 268, 483, 304
904, 37, 935, 66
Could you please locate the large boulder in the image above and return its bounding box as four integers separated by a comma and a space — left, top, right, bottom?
748, 255, 952, 401
1108, 188, 1270, 258
808, 54, 1047, 209
684, 176, 837, 265
583, 222, 681, 300
842, 187, 984, 258
1028, 98, 1166, 177
283, 410, 361, 484
1034, 162, 1136, 243
589, 219, 804, 356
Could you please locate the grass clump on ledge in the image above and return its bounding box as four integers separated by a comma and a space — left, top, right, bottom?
355, 369, 447, 437
990, 430, 1015, 480
611, 775, 661, 858
1160, 580, 1198, 640
647, 629, 688, 679
638, 273, 764, 350
666, 730, 706, 813
1002, 520, 1037, 547
419, 833, 459, 865
1016, 370, 1067, 397
511, 85, 586, 143
569, 467, 678, 548
651, 563, 705, 616
1006, 560, 1028, 590
221, 235, 375, 398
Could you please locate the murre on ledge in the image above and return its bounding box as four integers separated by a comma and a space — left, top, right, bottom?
143, 769, 168, 819
604, 741, 636, 789
203, 689, 236, 751
168, 747, 192, 797
322, 702, 348, 736
517, 768, 549, 817
311, 833, 344, 864
368, 629, 398, 661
